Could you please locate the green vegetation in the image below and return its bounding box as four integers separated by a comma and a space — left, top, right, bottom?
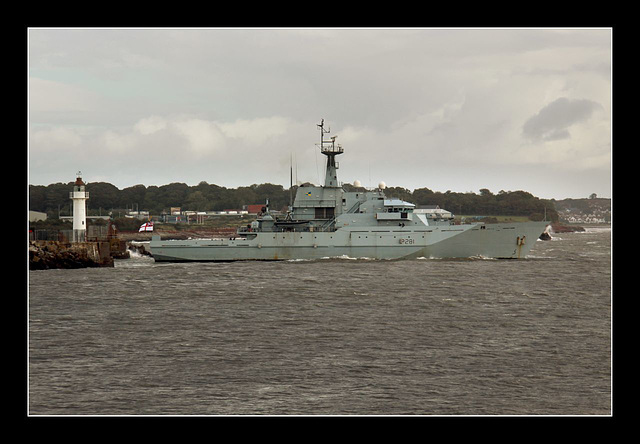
29, 181, 559, 222
29, 182, 291, 218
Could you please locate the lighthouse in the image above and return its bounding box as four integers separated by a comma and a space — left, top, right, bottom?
70, 171, 89, 243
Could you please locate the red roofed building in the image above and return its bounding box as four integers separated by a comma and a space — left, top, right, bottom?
245, 204, 265, 215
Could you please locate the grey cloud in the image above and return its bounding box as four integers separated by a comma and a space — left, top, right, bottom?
522, 97, 602, 142
28, 28, 611, 199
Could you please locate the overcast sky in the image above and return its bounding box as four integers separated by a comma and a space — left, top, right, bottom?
28, 28, 612, 200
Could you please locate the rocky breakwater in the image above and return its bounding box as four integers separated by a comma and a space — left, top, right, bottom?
29, 240, 114, 270
539, 222, 586, 241
127, 241, 152, 257
551, 222, 586, 233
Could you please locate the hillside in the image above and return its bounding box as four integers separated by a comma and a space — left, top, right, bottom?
554, 198, 611, 224
30, 181, 561, 222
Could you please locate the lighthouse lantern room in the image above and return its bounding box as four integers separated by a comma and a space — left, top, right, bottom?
70, 171, 89, 243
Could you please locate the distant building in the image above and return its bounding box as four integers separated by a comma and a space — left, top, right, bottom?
125, 210, 150, 219
245, 204, 266, 214
29, 211, 47, 222
163, 214, 184, 223
60, 216, 110, 223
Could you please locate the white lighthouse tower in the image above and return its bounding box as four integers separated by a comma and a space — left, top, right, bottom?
70, 171, 89, 243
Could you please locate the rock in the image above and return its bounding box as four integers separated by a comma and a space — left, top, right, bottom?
551, 223, 585, 233
539, 231, 552, 241
127, 242, 152, 257
29, 241, 114, 270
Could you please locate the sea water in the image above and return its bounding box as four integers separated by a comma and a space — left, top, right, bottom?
28, 228, 612, 415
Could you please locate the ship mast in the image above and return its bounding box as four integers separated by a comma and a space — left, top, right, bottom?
316, 119, 343, 188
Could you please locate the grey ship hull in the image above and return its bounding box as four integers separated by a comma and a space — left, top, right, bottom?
149, 120, 550, 262
150, 221, 548, 262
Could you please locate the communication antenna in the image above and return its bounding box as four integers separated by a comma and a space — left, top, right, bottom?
315, 149, 320, 185
317, 118, 331, 146
315, 118, 331, 185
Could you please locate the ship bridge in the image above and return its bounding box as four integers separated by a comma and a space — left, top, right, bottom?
374, 199, 415, 221
383, 199, 415, 212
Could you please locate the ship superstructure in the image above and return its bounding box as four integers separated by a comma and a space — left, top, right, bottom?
150, 120, 549, 261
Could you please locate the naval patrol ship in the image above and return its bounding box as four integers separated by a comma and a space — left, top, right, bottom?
150, 120, 549, 262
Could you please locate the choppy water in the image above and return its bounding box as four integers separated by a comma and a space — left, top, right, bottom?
28, 228, 612, 415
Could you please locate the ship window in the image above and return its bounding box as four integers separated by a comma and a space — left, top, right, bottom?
315, 207, 335, 219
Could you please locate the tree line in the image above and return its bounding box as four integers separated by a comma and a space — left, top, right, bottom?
29, 182, 291, 218
29, 181, 559, 222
